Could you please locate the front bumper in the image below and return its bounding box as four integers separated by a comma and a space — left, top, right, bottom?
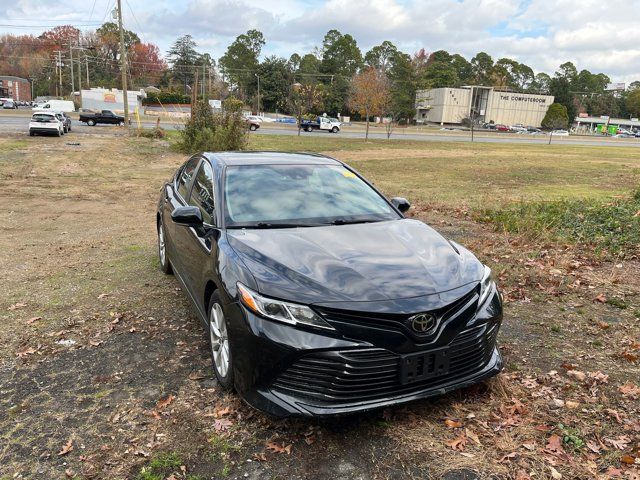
227, 286, 503, 417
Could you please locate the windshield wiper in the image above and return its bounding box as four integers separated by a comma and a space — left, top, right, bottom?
329, 218, 381, 226
228, 222, 322, 229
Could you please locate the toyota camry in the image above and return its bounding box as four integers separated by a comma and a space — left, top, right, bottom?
156, 151, 503, 417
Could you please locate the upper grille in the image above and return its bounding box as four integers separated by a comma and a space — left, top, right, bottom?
271, 321, 499, 405
316, 287, 479, 343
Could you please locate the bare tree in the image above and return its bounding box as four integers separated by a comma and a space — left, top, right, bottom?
349, 68, 391, 140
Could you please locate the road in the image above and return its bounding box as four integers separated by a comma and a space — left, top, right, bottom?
2, 110, 639, 148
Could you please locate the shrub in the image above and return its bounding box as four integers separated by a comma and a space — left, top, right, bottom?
136, 126, 166, 139
541, 103, 569, 130
176, 97, 247, 154
143, 91, 191, 105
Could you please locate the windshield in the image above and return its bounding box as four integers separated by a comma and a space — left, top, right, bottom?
224, 164, 399, 227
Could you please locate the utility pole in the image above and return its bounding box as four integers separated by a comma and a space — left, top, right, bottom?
86, 56, 90, 88
116, 0, 129, 125
69, 43, 75, 94
55, 51, 63, 97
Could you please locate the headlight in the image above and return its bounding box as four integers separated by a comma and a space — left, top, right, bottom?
237, 283, 335, 331
478, 265, 495, 305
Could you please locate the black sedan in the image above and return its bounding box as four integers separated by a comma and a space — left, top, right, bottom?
156, 152, 503, 417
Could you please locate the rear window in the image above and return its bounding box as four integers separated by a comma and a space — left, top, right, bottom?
32, 113, 55, 122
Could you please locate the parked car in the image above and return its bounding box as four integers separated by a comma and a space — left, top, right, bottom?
483, 123, 497, 130
246, 117, 260, 131
510, 124, 526, 133
2, 100, 17, 109
550, 129, 569, 136
32, 99, 75, 112
299, 116, 341, 133
495, 124, 510, 132
57, 112, 72, 132
29, 111, 64, 136
156, 152, 503, 417
79, 110, 125, 126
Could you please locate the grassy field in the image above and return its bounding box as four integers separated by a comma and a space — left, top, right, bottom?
1, 131, 639, 479
244, 134, 640, 207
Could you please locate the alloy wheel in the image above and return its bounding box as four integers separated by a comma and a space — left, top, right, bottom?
209, 303, 230, 378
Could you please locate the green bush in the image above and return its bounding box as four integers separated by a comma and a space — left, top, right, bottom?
479, 190, 640, 255
176, 97, 247, 154
143, 91, 191, 105
541, 103, 569, 130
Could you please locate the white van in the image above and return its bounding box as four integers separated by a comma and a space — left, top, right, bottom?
32, 100, 75, 113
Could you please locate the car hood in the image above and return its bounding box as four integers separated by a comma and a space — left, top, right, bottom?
226, 219, 483, 305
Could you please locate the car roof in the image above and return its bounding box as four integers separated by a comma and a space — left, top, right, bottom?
204, 151, 343, 166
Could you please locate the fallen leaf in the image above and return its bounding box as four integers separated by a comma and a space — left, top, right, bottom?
89, 340, 103, 347
188, 372, 206, 381
465, 428, 482, 446
156, 394, 175, 410
549, 466, 562, 479
621, 455, 635, 465
499, 452, 517, 462
596, 320, 610, 329
26, 316, 42, 325
446, 434, 467, 451
545, 434, 564, 454
565, 400, 579, 409
213, 406, 232, 418
606, 408, 622, 423
586, 440, 601, 454
594, 294, 607, 303
253, 452, 267, 462
567, 370, 586, 382
65, 469, 74, 478
619, 383, 640, 399
266, 441, 292, 454
97, 293, 109, 299
622, 351, 639, 362
58, 438, 73, 456
213, 418, 233, 432
16, 347, 37, 357
444, 419, 463, 428
604, 436, 630, 450
8, 302, 27, 310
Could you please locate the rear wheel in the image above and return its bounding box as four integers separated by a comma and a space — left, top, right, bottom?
56, 129, 61, 137
208, 292, 234, 389
118, 121, 125, 126
249, 124, 257, 131
29, 131, 34, 136
157, 216, 172, 274
304, 126, 310, 132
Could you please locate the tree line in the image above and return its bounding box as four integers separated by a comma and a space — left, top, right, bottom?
2, 25, 639, 120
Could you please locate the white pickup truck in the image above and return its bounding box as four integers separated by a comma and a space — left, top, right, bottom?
299, 116, 341, 133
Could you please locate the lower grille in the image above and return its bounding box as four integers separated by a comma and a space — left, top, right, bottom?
272, 321, 499, 405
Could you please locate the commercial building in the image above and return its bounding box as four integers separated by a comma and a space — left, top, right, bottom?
416, 86, 554, 127
573, 115, 640, 135
0, 76, 31, 101
80, 87, 145, 113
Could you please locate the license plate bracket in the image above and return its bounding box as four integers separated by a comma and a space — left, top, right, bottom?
400, 348, 450, 385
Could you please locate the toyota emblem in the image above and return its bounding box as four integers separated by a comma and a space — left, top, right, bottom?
410, 313, 438, 334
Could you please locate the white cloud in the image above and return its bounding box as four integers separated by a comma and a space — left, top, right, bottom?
2, 0, 639, 83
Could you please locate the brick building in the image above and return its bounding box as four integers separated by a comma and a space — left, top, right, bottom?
0, 76, 31, 101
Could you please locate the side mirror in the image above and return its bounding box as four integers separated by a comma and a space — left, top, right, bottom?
391, 197, 411, 213
171, 206, 203, 227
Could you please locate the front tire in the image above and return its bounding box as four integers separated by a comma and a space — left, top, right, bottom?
249, 124, 257, 131
157, 216, 173, 274
208, 292, 234, 389
87, 119, 96, 126
331, 126, 339, 133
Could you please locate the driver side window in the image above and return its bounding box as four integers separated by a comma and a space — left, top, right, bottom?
188, 161, 215, 224
176, 156, 200, 200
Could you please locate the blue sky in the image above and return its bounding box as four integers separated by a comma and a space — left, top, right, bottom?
2, 0, 640, 84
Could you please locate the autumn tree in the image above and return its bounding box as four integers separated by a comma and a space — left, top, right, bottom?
129, 42, 167, 86
349, 68, 391, 140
